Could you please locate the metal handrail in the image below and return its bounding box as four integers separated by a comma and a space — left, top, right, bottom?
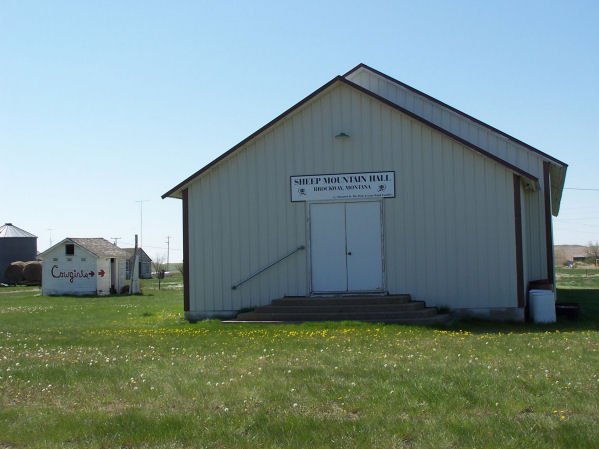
231, 245, 305, 290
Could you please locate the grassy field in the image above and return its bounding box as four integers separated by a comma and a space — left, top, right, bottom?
556, 266, 599, 289
0, 274, 598, 448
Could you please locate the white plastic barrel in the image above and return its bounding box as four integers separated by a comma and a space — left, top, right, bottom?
529, 290, 556, 323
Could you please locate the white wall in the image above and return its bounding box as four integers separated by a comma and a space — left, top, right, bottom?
96, 258, 111, 296
41, 244, 98, 296
41, 242, 129, 296
118, 259, 127, 293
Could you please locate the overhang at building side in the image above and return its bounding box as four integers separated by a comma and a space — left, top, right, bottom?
184, 83, 523, 317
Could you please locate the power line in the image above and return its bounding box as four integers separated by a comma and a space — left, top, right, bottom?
564, 188, 599, 191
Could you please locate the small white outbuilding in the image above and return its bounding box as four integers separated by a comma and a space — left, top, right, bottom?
39, 238, 129, 296
163, 64, 567, 322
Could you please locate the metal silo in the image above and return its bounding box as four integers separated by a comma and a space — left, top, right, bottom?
0, 223, 37, 284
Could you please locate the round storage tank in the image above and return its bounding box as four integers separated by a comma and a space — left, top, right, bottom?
0, 223, 38, 284
529, 290, 556, 323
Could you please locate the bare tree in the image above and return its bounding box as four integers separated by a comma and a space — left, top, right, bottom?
587, 241, 599, 261
152, 256, 166, 276
175, 263, 185, 282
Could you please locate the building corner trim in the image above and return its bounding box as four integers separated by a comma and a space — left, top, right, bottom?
513, 175, 524, 308
182, 189, 190, 312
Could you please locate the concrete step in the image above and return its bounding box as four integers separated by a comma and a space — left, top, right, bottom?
236, 306, 438, 322
253, 301, 425, 314
271, 295, 412, 306
348, 313, 452, 325
227, 313, 452, 325
229, 294, 448, 326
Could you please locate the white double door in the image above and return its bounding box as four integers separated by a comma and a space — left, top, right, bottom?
310, 201, 383, 293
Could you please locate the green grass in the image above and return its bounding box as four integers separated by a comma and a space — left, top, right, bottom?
0, 274, 598, 448
556, 266, 599, 289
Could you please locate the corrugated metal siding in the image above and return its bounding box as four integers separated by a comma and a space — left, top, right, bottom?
0, 238, 37, 283
187, 83, 520, 314
346, 68, 544, 180
381, 126, 517, 308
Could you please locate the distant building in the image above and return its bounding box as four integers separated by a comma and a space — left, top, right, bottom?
0, 223, 37, 284
123, 248, 153, 279
38, 238, 129, 296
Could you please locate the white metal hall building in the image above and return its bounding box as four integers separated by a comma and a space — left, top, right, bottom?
163, 64, 567, 322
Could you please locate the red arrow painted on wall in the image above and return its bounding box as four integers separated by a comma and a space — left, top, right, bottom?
98, 269, 106, 278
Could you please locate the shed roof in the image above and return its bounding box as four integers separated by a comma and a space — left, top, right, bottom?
0, 223, 37, 238
122, 248, 152, 260
70, 238, 130, 258
38, 238, 129, 259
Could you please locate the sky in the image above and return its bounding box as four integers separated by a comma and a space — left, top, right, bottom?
2, 0, 598, 262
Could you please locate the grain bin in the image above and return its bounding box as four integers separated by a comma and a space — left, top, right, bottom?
0, 223, 37, 284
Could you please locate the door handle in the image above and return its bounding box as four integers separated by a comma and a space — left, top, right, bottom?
347, 252, 352, 256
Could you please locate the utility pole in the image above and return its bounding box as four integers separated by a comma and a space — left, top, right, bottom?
135, 200, 149, 248
165, 236, 170, 270
111, 237, 121, 246
130, 234, 140, 295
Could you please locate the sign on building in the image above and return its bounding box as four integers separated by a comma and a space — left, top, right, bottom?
290, 171, 395, 202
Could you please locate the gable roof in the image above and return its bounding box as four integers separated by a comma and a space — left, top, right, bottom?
163, 65, 567, 214
122, 248, 152, 261
0, 223, 36, 238
38, 238, 129, 259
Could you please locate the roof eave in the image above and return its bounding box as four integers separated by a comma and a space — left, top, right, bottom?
549, 164, 567, 216
161, 76, 346, 199
345, 63, 568, 170
340, 78, 539, 184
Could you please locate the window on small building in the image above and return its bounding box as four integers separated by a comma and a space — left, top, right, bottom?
65, 244, 75, 255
